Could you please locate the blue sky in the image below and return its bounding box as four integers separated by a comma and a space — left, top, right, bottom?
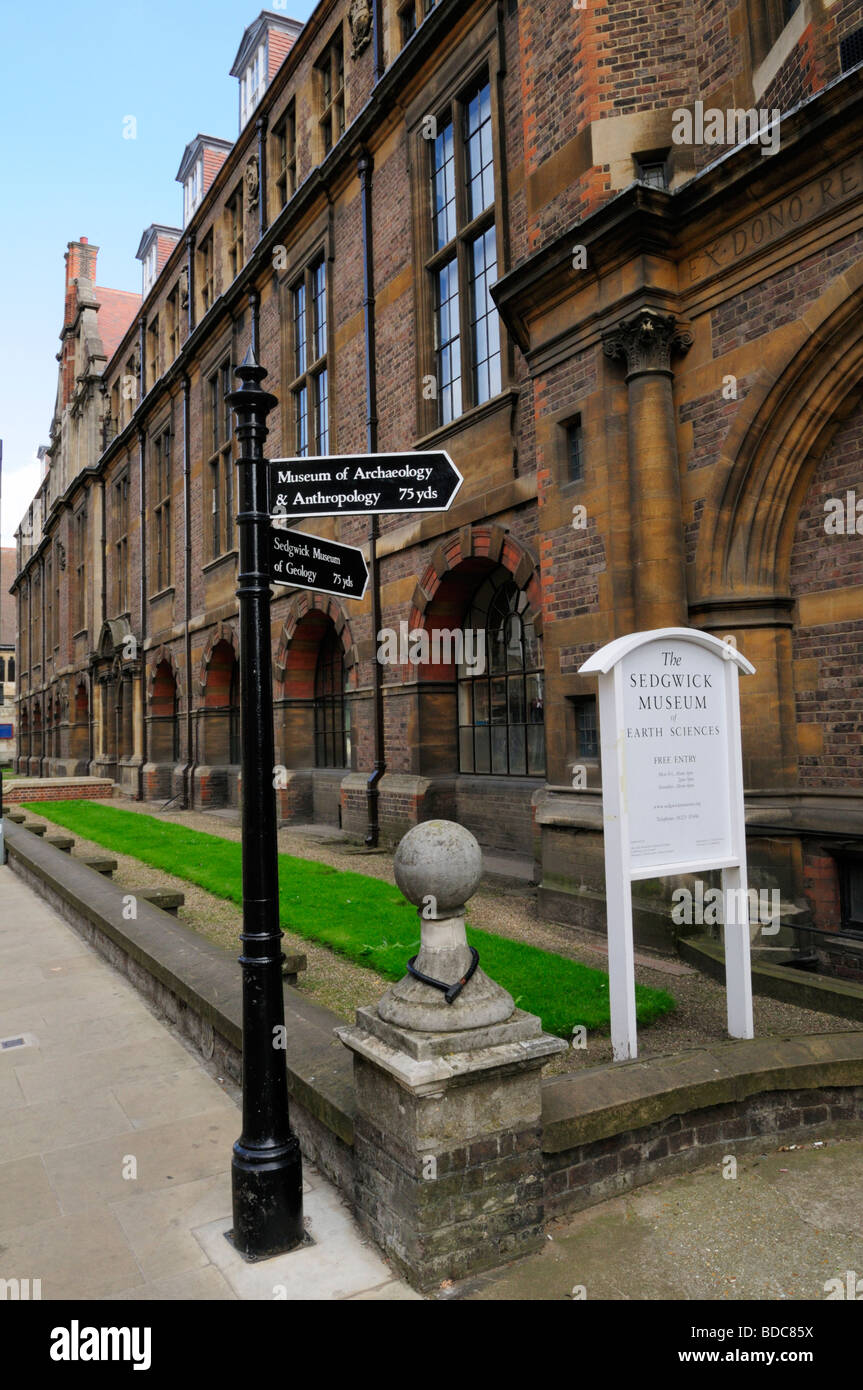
0, 0, 317, 544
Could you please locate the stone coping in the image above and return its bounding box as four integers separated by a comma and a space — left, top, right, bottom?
3, 777, 114, 786
542, 1031, 863, 1153
680, 933, 863, 1022
3, 818, 355, 1145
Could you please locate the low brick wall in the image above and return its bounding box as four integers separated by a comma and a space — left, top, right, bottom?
3, 778, 114, 804
544, 1085, 863, 1219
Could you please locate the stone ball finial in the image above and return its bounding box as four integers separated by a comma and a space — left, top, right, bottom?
394, 819, 483, 915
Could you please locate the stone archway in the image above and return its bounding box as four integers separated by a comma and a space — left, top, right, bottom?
272, 595, 358, 826
690, 267, 863, 791
196, 628, 240, 807
70, 677, 90, 767
406, 525, 543, 778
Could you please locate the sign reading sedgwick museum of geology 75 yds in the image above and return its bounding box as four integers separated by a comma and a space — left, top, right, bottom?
580, 629, 755, 1062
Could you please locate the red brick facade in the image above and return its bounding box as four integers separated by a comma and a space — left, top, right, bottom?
11, 0, 863, 963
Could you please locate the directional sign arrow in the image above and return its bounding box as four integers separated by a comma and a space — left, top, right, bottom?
268, 451, 463, 517
268, 525, 369, 600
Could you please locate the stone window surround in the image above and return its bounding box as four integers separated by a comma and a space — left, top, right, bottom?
405, 4, 510, 440
277, 211, 333, 464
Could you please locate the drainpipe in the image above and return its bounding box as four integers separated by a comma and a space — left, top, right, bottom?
372, 0, 383, 83
182, 373, 195, 809
186, 232, 196, 336
358, 150, 384, 847
256, 114, 269, 242
139, 316, 147, 401
249, 287, 260, 358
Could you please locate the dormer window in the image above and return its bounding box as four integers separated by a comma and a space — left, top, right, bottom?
240, 41, 267, 128
143, 242, 158, 296
184, 156, 204, 223
176, 136, 233, 227
231, 14, 301, 136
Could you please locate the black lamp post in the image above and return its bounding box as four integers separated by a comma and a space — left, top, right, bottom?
226, 348, 303, 1259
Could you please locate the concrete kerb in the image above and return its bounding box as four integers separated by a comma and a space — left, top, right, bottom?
4, 816, 863, 1285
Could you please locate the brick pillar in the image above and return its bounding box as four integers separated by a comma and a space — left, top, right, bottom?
603, 308, 692, 630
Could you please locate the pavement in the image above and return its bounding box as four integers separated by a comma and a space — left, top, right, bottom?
0, 864, 420, 1301
461, 1137, 863, 1301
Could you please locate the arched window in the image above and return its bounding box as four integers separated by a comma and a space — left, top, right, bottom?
151, 662, 180, 762
203, 639, 240, 766
0, 657, 5, 682
458, 576, 544, 776
7, 656, 13, 684
314, 627, 348, 768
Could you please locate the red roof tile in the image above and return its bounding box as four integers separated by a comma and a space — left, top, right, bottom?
95, 287, 142, 363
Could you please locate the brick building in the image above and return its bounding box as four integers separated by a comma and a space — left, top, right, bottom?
1, 548, 16, 764
11, 1, 863, 971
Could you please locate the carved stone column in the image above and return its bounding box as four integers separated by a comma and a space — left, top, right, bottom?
603, 309, 692, 630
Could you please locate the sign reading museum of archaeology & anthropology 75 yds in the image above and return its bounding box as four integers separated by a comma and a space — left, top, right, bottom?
580, 628, 756, 1060
269, 451, 463, 517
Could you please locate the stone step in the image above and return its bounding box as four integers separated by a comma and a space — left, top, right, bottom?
45, 835, 75, 853
129, 887, 185, 916
282, 951, 308, 986
4, 811, 27, 824
25, 823, 47, 836
78, 856, 117, 877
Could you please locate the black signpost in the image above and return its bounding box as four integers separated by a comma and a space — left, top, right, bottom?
227, 350, 303, 1261
227, 396, 464, 1256
268, 526, 369, 599
268, 451, 463, 517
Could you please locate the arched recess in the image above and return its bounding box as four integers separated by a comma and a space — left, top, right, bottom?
149, 657, 180, 763
7, 656, 14, 685
407, 524, 543, 777
201, 637, 240, 767
690, 266, 863, 790
197, 622, 239, 695
32, 699, 43, 761
694, 267, 863, 603
70, 678, 89, 762
273, 594, 358, 769
49, 691, 60, 760
19, 706, 30, 765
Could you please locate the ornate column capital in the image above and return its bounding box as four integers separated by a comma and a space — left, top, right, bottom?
602, 308, 693, 379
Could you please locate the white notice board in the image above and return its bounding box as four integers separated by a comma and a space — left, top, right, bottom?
580, 628, 755, 1059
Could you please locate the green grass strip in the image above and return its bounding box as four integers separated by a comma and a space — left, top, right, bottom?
28, 801, 675, 1036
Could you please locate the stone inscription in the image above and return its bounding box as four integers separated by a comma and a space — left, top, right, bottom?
684, 153, 863, 286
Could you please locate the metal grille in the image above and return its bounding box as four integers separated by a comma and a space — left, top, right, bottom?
840, 26, 863, 73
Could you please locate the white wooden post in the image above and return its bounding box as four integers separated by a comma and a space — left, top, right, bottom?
597, 664, 638, 1060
